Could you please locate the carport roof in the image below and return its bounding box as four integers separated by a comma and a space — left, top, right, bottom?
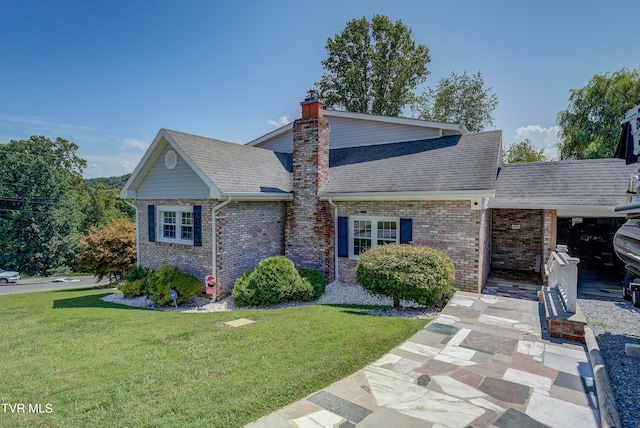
489, 158, 637, 211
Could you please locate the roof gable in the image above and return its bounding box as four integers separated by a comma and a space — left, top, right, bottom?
121, 129, 292, 199
246, 110, 468, 152
121, 129, 221, 199
135, 143, 211, 199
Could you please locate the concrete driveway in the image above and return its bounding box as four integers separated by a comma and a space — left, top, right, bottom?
0, 276, 112, 295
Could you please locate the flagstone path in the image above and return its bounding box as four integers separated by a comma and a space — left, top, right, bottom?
247, 291, 599, 428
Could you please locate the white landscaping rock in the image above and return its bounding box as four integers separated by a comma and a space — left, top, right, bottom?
101, 281, 443, 319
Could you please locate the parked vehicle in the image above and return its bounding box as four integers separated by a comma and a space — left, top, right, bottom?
613, 104, 640, 306
51, 277, 80, 283
0, 269, 20, 284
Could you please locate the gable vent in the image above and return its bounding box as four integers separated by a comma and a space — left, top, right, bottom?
165, 150, 178, 170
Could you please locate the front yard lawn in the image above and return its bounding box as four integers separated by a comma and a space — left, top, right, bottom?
0, 289, 428, 427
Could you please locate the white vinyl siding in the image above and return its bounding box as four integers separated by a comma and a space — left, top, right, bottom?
349, 216, 399, 259
137, 146, 210, 199
253, 115, 443, 152
158, 206, 195, 245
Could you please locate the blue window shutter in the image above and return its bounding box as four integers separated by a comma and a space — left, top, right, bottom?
400, 218, 413, 244
338, 216, 348, 257
193, 205, 202, 246
148, 205, 156, 242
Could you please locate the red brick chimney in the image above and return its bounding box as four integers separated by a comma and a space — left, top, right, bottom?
284, 90, 335, 281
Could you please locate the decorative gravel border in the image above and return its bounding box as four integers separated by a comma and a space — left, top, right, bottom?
578, 294, 640, 428
101, 281, 442, 319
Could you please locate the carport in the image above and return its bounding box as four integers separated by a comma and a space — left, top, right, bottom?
557, 216, 625, 293
488, 159, 635, 293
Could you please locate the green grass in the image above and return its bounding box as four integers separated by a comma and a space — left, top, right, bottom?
587, 319, 618, 329
0, 289, 428, 427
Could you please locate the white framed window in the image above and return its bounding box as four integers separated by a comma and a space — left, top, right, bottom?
349, 216, 399, 259
158, 206, 195, 245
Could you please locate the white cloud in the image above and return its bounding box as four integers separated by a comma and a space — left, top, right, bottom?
267, 115, 290, 127
511, 125, 561, 160
82, 153, 142, 179
122, 137, 150, 151
0, 114, 102, 134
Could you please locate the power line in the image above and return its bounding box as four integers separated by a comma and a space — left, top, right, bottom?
0, 208, 50, 215
0, 196, 59, 205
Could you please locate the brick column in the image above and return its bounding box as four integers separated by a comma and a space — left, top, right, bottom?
284, 92, 335, 281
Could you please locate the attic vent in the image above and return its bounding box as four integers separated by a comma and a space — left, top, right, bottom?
165, 150, 178, 170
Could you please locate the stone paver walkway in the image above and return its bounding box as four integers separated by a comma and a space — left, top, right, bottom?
247, 291, 599, 428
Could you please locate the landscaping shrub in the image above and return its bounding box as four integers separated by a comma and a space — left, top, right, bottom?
355, 244, 456, 308
118, 279, 146, 298
74, 218, 137, 282
118, 266, 152, 298
146, 265, 201, 306
298, 268, 327, 299
232, 256, 313, 306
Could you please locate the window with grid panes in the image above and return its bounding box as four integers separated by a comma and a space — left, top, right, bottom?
158, 207, 195, 245
349, 216, 399, 258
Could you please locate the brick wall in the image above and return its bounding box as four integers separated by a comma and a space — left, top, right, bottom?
285, 114, 335, 281
549, 318, 585, 342
216, 200, 287, 296
137, 199, 287, 298
138, 199, 213, 286
491, 209, 543, 273
335, 200, 484, 292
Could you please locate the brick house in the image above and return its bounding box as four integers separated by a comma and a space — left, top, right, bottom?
121, 93, 633, 297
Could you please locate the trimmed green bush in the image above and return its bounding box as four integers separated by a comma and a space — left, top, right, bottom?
232, 256, 313, 306
146, 265, 202, 306
355, 244, 456, 308
118, 266, 152, 298
118, 279, 146, 298
298, 268, 327, 299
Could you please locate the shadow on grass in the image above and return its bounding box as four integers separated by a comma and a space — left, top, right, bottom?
322, 304, 389, 317
52, 292, 151, 310
324, 303, 390, 310
51, 285, 116, 293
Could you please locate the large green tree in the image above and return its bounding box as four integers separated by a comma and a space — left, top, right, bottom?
503, 138, 548, 164
412, 70, 498, 132
316, 15, 431, 116
76, 184, 129, 235
0, 136, 86, 275
557, 67, 640, 159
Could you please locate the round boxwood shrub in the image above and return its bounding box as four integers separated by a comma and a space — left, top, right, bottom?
355, 244, 456, 309
298, 268, 327, 299
118, 266, 152, 297
232, 256, 313, 307
146, 264, 202, 306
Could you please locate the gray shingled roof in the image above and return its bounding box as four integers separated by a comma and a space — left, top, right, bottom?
489, 158, 637, 208
163, 129, 502, 195
324, 131, 502, 194
164, 129, 292, 193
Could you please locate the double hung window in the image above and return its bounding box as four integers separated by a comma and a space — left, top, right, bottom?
159, 207, 195, 245
350, 216, 399, 258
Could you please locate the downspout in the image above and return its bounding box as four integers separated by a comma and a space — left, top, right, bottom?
327, 197, 339, 286
123, 200, 140, 266
212, 196, 232, 285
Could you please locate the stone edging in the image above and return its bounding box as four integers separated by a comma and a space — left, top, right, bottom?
584, 327, 622, 428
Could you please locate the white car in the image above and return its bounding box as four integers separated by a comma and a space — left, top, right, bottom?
0, 269, 20, 284
51, 277, 80, 283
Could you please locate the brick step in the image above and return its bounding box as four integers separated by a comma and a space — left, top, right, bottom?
482, 282, 541, 301
541, 286, 586, 342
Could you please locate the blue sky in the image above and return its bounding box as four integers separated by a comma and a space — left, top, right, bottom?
1, 1, 639, 178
